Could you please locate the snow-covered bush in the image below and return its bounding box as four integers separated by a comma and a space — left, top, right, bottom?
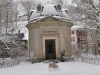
80, 54, 100, 65
27, 57, 44, 63
63, 56, 75, 62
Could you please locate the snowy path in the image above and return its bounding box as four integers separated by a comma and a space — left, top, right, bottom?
0, 62, 100, 75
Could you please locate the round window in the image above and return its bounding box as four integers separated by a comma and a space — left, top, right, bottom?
57, 5, 61, 10
37, 5, 42, 11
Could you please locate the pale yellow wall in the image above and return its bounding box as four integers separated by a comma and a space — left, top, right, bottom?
26, 17, 73, 59
40, 26, 60, 58
29, 27, 40, 57
60, 26, 72, 56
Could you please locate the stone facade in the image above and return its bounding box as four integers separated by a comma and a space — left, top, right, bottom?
26, 17, 73, 59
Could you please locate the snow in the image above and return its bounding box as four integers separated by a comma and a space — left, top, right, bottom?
17, 2, 26, 16
13, 21, 28, 34
30, 16, 46, 23
13, 21, 28, 41
1, 21, 28, 41
15, 21, 28, 40
0, 62, 100, 75
42, 4, 60, 16
85, 25, 98, 30
71, 25, 84, 30
30, 3, 68, 21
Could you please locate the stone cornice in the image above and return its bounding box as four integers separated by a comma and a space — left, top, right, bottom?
26, 17, 73, 29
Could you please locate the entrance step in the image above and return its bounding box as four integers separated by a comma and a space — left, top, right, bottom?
43, 59, 60, 63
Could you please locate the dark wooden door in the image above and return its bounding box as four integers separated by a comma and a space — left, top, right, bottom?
45, 39, 56, 59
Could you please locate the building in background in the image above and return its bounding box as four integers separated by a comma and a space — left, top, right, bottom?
71, 25, 87, 54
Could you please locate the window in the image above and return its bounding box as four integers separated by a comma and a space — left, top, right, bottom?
57, 5, 61, 10
37, 5, 42, 11
72, 45, 75, 49
71, 37, 75, 41
54, 5, 62, 12
78, 38, 80, 43
98, 43, 100, 47
71, 31, 74, 34
37, 5, 44, 12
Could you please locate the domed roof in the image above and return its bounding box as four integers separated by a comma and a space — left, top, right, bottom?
30, 3, 68, 22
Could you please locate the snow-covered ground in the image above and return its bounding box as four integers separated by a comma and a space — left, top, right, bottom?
0, 62, 100, 75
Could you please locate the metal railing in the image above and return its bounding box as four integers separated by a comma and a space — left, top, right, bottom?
0, 58, 28, 68
80, 54, 100, 65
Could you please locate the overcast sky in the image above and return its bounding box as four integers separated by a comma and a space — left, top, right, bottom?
36, 0, 72, 4
15, 0, 72, 5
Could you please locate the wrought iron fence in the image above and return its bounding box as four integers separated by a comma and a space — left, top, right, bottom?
80, 54, 100, 65
0, 58, 28, 68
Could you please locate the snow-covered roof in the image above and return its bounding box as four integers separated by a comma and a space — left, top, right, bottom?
22, 32, 28, 40
14, 21, 28, 41
1, 21, 28, 41
71, 25, 85, 30
30, 3, 68, 21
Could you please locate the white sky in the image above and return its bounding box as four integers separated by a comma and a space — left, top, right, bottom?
14, 0, 72, 5
36, 0, 72, 4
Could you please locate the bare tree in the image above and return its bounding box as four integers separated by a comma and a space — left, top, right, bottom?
20, 0, 36, 22
69, 0, 100, 55
0, 0, 26, 59
0, 4, 2, 35
52, 0, 64, 6
0, 0, 18, 34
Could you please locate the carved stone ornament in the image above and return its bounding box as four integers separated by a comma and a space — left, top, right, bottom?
37, 5, 42, 11
57, 5, 61, 10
